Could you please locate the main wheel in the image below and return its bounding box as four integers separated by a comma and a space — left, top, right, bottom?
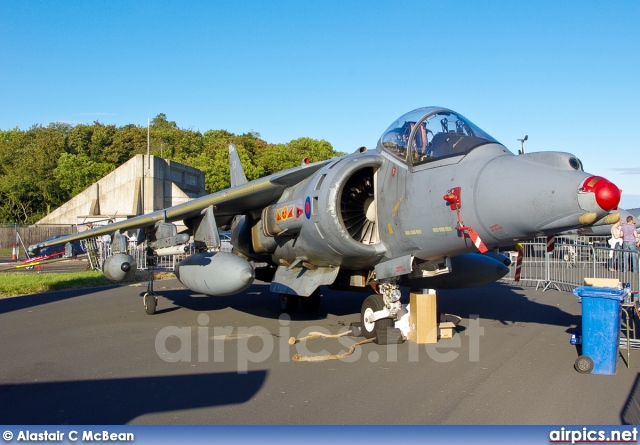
279, 293, 299, 313
574, 355, 594, 374
361, 294, 394, 339
144, 292, 157, 315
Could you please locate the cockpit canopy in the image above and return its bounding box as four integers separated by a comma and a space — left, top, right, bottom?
377, 107, 500, 165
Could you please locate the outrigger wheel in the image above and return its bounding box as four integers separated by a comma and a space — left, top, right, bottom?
361, 294, 394, 339
142, 238, 158, 315
144, 292, 158, 315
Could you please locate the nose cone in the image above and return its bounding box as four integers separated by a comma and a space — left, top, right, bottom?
472, 152, 622, 241
581, 176, 621, 211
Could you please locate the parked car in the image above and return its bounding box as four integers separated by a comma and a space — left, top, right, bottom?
219, 232, 232, 252
27, 234, 86, 258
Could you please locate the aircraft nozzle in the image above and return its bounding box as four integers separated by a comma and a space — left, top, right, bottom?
581, 176, 621, 211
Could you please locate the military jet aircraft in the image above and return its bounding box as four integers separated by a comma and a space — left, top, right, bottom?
34, 107, 621, 339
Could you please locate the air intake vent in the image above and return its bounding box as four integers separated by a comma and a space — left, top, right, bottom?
339, 168, 378, 245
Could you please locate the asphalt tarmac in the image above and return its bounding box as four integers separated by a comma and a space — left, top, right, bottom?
0, 277, 639, 425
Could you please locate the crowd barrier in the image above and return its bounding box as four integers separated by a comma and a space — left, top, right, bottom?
500, 236, 640, 293
81, 232, 639, 294
82, 238, 232, 272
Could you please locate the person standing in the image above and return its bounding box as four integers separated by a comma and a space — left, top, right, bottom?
620, 216, 638, 272
609, 220, 623, 271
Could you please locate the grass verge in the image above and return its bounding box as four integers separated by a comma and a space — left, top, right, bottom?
0, 271, 112, 298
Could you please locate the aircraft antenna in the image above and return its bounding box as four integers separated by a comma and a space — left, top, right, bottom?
517, 135, 528, 155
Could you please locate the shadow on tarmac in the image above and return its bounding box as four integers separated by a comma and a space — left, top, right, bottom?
621, 372, 640, 425
0, 284, 120, 315
152, 280, 580, 330
0, 371, 267, 424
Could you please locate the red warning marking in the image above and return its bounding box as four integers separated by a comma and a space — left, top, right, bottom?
546, 236, 555, 253
514, 250, 523, 282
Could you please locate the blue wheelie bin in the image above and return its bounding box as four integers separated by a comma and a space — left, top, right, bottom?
572, 286, 624, 374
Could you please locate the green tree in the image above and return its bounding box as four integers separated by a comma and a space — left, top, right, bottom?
151, 113, 177, 129
89, 122, 116, 162
54, 153, 115, 197
0, 115, 346, 222
66, 124, 94, 156
104, 125, 147, 164
254, 137, 341, 175
173, 130, 204, 162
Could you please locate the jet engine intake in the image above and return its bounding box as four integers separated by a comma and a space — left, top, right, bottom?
265, 155, 386, 270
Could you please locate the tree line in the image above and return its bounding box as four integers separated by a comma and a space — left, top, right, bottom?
0, 113, 345, 224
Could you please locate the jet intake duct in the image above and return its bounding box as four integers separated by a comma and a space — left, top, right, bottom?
103, 253, 137, 282
269, 155, 386, 269
174, 251, 255, 296
338, 167, 378, 245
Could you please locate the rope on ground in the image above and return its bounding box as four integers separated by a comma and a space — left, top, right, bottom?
289, 329, 376, 362
288, 329, 353, 345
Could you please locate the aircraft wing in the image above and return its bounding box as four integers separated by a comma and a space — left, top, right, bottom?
35, 158, 335, 249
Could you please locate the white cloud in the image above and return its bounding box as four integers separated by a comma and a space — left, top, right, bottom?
611, 167, 640, 175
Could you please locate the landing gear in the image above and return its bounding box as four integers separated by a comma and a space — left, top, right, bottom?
144, 292, 158, 315
360, 281, 402, 339
143, 241, 158, 315
361, 294, 394, 339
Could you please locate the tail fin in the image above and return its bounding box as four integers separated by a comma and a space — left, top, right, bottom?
229, 143, 247, 187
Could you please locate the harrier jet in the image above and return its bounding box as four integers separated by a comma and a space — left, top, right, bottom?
34, 107, 621, 339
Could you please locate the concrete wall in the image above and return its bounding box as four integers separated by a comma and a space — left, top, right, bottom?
37, 155, 207, 225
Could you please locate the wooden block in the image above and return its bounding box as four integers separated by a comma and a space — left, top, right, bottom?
409, 292, 437, 344
583, 277, 619, 288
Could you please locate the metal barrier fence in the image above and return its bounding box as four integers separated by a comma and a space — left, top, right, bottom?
500, 236, 640, 293
82, 239, 232, 272
81, 232, 638, 291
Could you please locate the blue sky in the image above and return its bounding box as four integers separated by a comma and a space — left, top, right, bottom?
2, 1, 639, 207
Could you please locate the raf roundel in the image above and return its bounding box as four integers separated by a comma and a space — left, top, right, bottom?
305, 196, 312, 219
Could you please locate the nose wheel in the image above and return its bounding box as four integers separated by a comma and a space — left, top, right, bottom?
361, 294, 394, 339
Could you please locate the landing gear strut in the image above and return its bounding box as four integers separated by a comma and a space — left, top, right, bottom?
143, 243, 158, 315
360, 281, 401, 339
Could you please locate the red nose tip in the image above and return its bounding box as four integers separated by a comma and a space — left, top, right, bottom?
582, 176, 621, 211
